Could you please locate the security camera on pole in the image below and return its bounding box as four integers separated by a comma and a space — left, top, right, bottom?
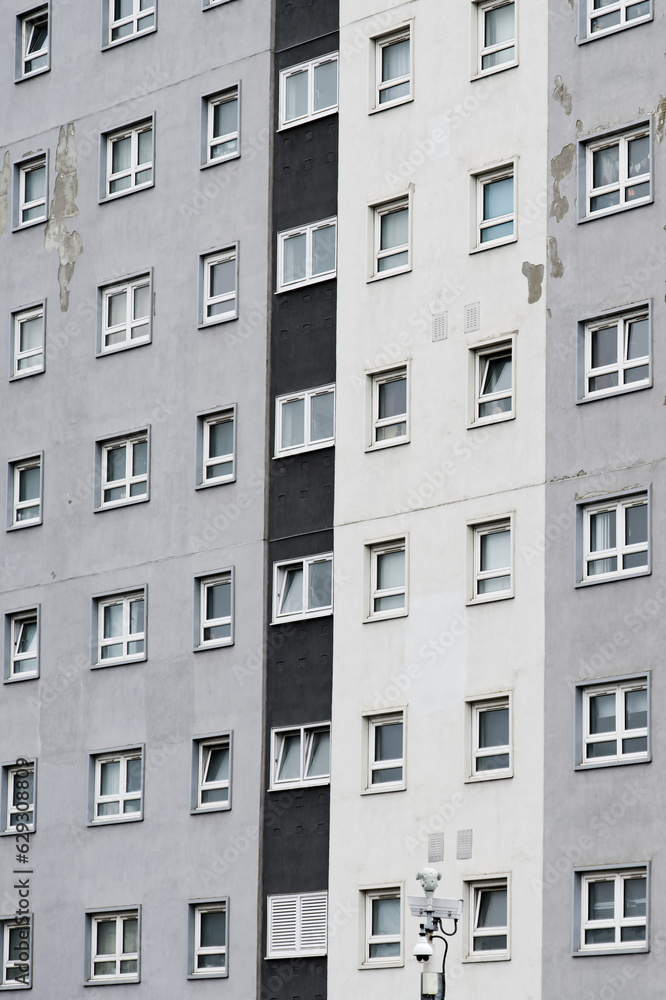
408, 868, 463, 1000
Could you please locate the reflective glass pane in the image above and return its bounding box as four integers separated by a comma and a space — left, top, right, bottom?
590, 510, 615, 552
198, 952, 226, 968
590, 191, 620, 212
277, 733, 301, 781
109, 176, 131, 195
625, 319, 649, 365
100, 760, 120, 796
311, 392, 334, 442
210, 259, 235, 297
201, 787, 228, 804
589, 880, 614, 920
376, 419, 406, 440
12, 772, 34, 806
377, 550, 405, 591
285, 70, 308, 121
129, 599, 144, 635
103, 603, 123, 639
591, 325, 617, 369
478, 574, 510, 594
133, 284, 150, 320
375, 722, 402, 762
482, 353, 511, 394
625, 689, 647, 730
590, 693, 615, 734
132, 440, 147, 477
377, 249, 408, 270
24, 166, 45, 203
479, 397, 512, 417
281, 398, 305, 449
101, 641, 123, 658
480, 220, 514, 242
378, 378, 406, 419
623, 550, 648, 570
314, 60, 337, 111
8, 927, 27, 961
207, 461, 233, 480
627, 0, 650, 16
209, 420, 233, 458
586, 740, 617, 758
585, 927, 615, 944
474, 934, 507, 951
622, 736, 647, 754
280, 567, 303, 614
593, 145, 619, 187
112, 22, 133, 40
624, 878, 646, 917
213, 98, 238, 138
211, 138, 237, 159
479, 707, 509, 748
624, 364, 649, 384
137, 129, 152, 165
106, 446, 126, 483
379, 81, 410, 104
206, 581, 231, 621
382, 39, 409, 82
98, 801, 120, 815
373, 765, 402, 783
485, 3, 515, 44
135, 168, 152, 185
19, 316, 43, 353
480, 530, 510, 571
120, 959, 137, 973
312, 225, 336, 275
115, 0, 132, 17
17, 620, 37, 654
621, 924, 646, 942
126, 758, 142, 793
380, 208, 408, 250
201, 910, 226, 947
589, 372, 619, 392
482, 45, 515, 69
123, 919, 138, 954
478, 889, 507, 928
111, 136, 131, 174
588, 556, 617, 575
139, 0, 153, 10
205, 746, 229, 783
484, 176, 513, 221
19, 467, 40, 502
107, 291, 127, 329
626, 180, 650, 202
96, 920, 116, 955
203, 623, 231, 642
369, 941, 400, 957
477, 753, 510, 771
306, 730, 330, 777
283, 233, 307, 283
628, 136, 649, 177
373, 896, 400, 935
375, 594, 406, 612
308, 560, 332, 609
27, 18, 48, 54
127, 639, 144, 655
626, 503, 647, 545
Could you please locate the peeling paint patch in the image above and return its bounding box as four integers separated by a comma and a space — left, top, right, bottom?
553, 76, 572, 115
656, 95, 666, 143
550, 143, 575, 222
0, 152, 11, 237
548, 237, 564, 278
44, 123, 83, 312
521, 262, 544, 304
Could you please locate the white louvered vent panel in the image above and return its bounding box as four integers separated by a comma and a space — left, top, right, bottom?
428, 832, 444, 862
268, 895, 298, 954
456, 829, 473, 860
432, 312, 447, 342
298, 892, 328, 952
464, 302, 480, 334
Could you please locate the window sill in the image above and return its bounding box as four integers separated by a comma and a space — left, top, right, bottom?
1, 827, 35, 837
470, 235, 517, 254
94, 496, 149, 513
578, 197, 652, 224
268, 778, 330, 792
466, 592, 514, 606
359, 958, 404, 969
85, 977, 140, 987
99, 181, 155, 204
194, 639, 234, 651
463, 952, 510, 964
265, 951, 326, 960
91, 656, 146, 670
16, 66, 51, 83
12, 216, 48, 233
9, 366, 45, 381
363, 609, 408, 624
97, 338, 152, 358
577, 381, 651, 404
188, 970, 228, 980
276, 272, 336, 294
201, 151, 241, 170
274, 441, 335, 459
465, 770, 513, 783
365, 438, 409, 453
190, 803, 231, 815
271, 609, 332, 625
576, 568, 650, 588
573, 945, 648, 957
88, 815, 143, 828
369, 95, 413, 115
198, 313, 238, 329
577, 14, 653, 44
277, 108, 338, 131
361, 784, 406, 796
3, 673, 39, 684
101, 27, 157, 51
203, 0, 239, 8
367, 265, 411, 283
195, 476, 237, 490
575, 756, 650, 771
7, 519, 42, 531
468, 413, 515, 429
470, 61, 518, 82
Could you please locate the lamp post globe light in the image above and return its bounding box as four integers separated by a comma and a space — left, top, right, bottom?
408, 869, 463, 999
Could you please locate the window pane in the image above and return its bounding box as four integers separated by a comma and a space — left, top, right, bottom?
213, 98, 238, 138
590, 510, 615, 552
103, 603, 123, 638
19, 316, 43, 352
478, 888, 507, 928
626, 318, 649, 361
202, 787, 228, 804
382, 39, 409, 82
123, 918, 138, 953
277, 733, 301, 781
373, 896, 400, 935
126, 758, 142, 793
593, 145, 619, 187
625, 504, 647, 545
208, 420, 233, 459
484, 177, 513, 221
115, 0, 132, 16
586, 926, 615, 944
482, 353, 512, 394
205, 746, 229, 783
27, 18, 48, 54
314, 60, 337, 111
129, 599, 144, 635
373, 765, 402, 783
377, 550, 405, 590
369, 941, 401, 957
308, 560, 332, 609
306, 730, 330, 777
590, 191, 620, 212
207, 581, 231, 621
96, 920, 117, 955
8, 927, 28, 961
111, 137, 132, 174
17, 620, 37, 654
477, 752, 510, 771
589, 880, 614, 920
380, 81, 410, 104
12, 772, 34, 807
474, 934, 507, 951
625, 689, 647, 730
380, 208, 408, 250
482, 45, 515, 69
479, 707, 509, 748
480, 530, 510, 571
281, 398, 305, 449
201, 910, 226, 947
480, 220, 513, 243
624, 877, 646, 917
591, 325, 617, 369
137, 130, 152, 165
485, 3, 515, 44
100, 760, 120, 796
376, 722, 402, 762
19, 467, 40, 502
132, 440, 147, 477
283, 233, 307, 283
621, 924, 646, 942
623, 550, 648, 570
479, 397, 512, 418
285, 70, 308, 121
210, 259, 235, 297
586, 739, 617, 758
280, 567, 303, 614
589, 693, 616, 734
622, 735, 647, 754
24, 166, 45, 202
106, 446, 126, 482
627, 0, 650, 16
378, 378, 406, 419
588, 556, 617, 575
312, 225, 336, 275
628, 136, 649, 177
133, 284, 150, 320
311, 392, 334, 442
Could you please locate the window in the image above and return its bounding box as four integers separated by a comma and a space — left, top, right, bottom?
266, 892, 327, 958
11, 304, 45, 378
273, 554, 333, 623
270, 724, 330, 790
8, 456, 42, 529
373, 28, 411, 110
275, 385, 335, 457
2, 761, 35, 833
5, 610, 39, 681
95, 591, 146, 665
476, 1, 516, 75
97, 432, 149, 509
279, 53, 338, 128
196, 573, 233, 648
14, 156, 47, 229
277, 218, 337, 292
577, 677, 649, 768
189, 901, 228, 978
472, 341, 514, 424
474, 166, 515, 249
106, 0, 156, 46
583, 0, 652, 39
370, 367, 408, 448
91, 749, 143, 823
87, 910, 140, 983
365, 712, 405, 791
200, 246, 238, 325
362, 888, 402, 967
470, 698, 511, 779
203, 87, 239, 165
1, 917, 31, 989
368, 540, 407, 620
580, 492, 649, 584
17, 5, 49, 80
103, 119, 153, 199
471, 519, 512, 601
371, 198, 410, 278
578, 868, 648, 953
582, 125, 651, 219
197, 409, 235, 487
193, 736, 231, 812
468, 879, 509, 959
580, 307, 650, 399
98, 273, 151, 354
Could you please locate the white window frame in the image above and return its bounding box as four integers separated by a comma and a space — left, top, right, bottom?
466, 878, 510, 961
581, 124, 651, 221
579, 305, 651, 401
362, 886, 403, 968
102, 119, 154, 200
277, 218, 337, 292
471, 339, 515, 425
370, 197, 411, 279
278, 53, 338, 129
274, 384, 335, 457
577, 678, 649, 768
8, 455, 42, 530
97, 431, 149, 510
472, 164, 516, 251
91, 749, 143, 824
578, 868, 648, 954
194, 736, 231, 812
3, 762, 35, 834
368, 366, 409, 450
581, 0, 652, 41
197, 409, 236, 487
203, 86, 240, 166
474, 1, 517, 78
272, 553, 333, 624
105, 0, 156, 47
14, 155, 48, 230
266, 892, 327, 959
200, 245, 238, 326
11, 303, 45, 379
580, 493, 649, 585
88, 909, 140, 983
1, 916, 32, 989
98, 272, 152, 354
367, 539, 407, 621
468, 696, 512, 780
270, 723, 331, 790
16, 3, 50, 81
469, 517, 513, 603
7, 610, 39, 681
189, 901, 228, 978
196, 572, 233, 649
364, 710, 405, 793
95, 590, 146, 666
372, 26, 412, 112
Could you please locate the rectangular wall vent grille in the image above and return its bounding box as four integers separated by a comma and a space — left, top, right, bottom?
464, 302, 480, 333
456, 829, 472, 860
428, 832, 444, 862
432, 312, 447, 342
